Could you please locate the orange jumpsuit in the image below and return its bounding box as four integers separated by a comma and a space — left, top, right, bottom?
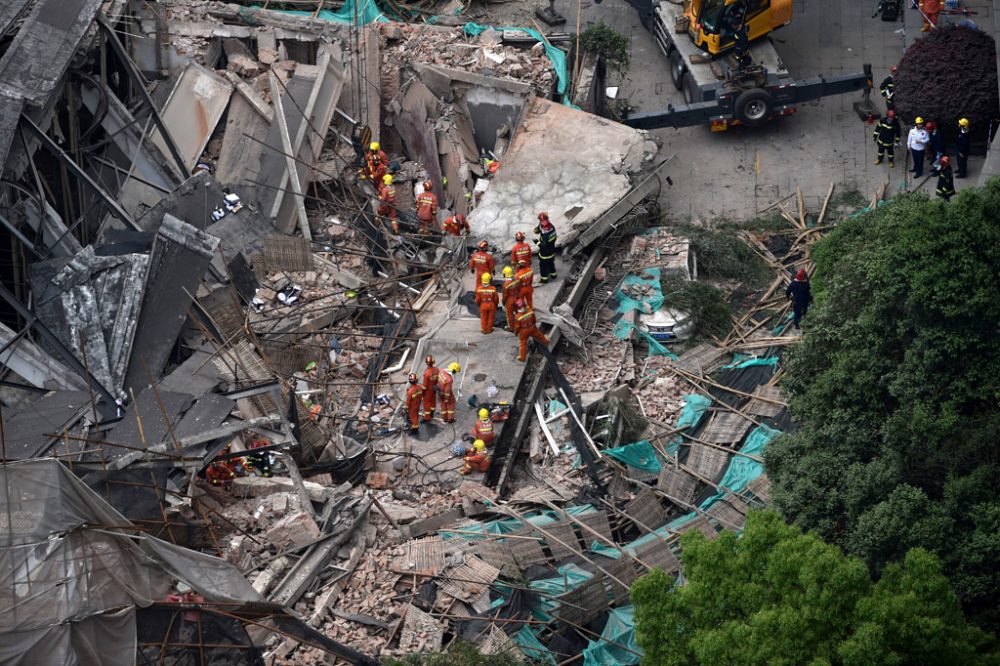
501, 277, 521, 330
377, 182, 398, 231
206, 461, 236, 488
437, 369, 456, 423
472, 418, 495, 447
920, 0, 941, 29
516, 265, 535, 310
443, 215, 470, 236
405, 382, 423, 431
515, 307, 548, 361
475, 283, 499, 334
469, 250, 495, 285
416, 191, 438, 232
511, 241, 532, 267
363, 149, 388, 183
461, 451, 490, 474
421, 364, 439, 421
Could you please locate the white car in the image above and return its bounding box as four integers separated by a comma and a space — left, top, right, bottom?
639, 306, 695, 342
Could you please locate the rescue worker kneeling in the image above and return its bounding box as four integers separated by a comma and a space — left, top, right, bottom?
461, 439, 491, 475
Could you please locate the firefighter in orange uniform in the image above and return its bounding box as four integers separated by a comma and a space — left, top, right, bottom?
437, 362, 461, 423
461, 439, 491, 475
515, 260, 534, 310
514, 298, 548, 362
500, 265, 520, 330
475, 272, 499, 334
421, 355, 438, 423
469, 241, 495, 285
405, 373, 423, 434
415, 180, 438, 233
511, 231, 532, 267
377, 174, 398, 233
443, 213, 470, 236
360, 142, 388, 184
471, 408, 495, 447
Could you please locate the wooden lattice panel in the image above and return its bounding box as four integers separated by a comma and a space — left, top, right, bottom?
624, 490, 667, 533
634, 538, 681, 574
262, 235, 314, 272
700, 411, 751, 444
200, 286, 245, 341
554, 574, 609, 625
391, 536, 446, 576
675, 342, 727, 376
677, 515, 719, 541
474, 540, 519, 576
706, 498, 747, 531
262, 341, 314, 376
603, 557, 639, 604
438, 555, 500, 602
744, 474, 772, 504
507, 533, 548, 569
543, 520, 581, 559
399, 605, 443, 652
508, 485, 564, 506
746, 385, 785, 418
480, 625, 522, 658
686, 443, 730, 480
211, 340, 272, 384
657, 466, 698, 503
575, 511, 614, 544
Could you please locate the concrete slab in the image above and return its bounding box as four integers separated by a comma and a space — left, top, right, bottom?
149, 62, 233, 171
469, 97, 655, 248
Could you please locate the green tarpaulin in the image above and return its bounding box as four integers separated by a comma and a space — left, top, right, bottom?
615, 268, 664, 315
665, 394, 712, 455
582, 605, 641, 666
515, 626, 556, 665
605, 440, 662, 474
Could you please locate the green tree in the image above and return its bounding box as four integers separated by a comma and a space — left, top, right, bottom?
631, 511, 996, 666
766, 182, 1000, 630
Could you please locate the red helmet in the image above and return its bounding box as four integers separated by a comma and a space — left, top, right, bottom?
538, 212, 549, 221
886, 109, 895, 119
890, 65, 897, 74
515, 231, 525, 241
514, 298, 526, 309
425, 355, 435, 366
939, 155, 950, 166
408, 373, 418, 383
925, 121, 936, 131
455, 214, 466, 223
478, 241, 489, 250
795, 268, 807, 280
423, 180, 433, 190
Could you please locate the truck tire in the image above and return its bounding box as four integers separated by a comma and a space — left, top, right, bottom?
734, 89, 773, 126
669, 50, 684, 90
682, 73, 698, 105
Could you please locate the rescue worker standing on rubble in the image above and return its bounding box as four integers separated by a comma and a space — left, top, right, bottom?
501, 266, 520, 330
936, 155, 955, 201
415, 180, 438, 234
461, 439, 490, 475
421, 355, 438, 423
475, 272, 499, 334
405, 373, 423, 434
956, 118, 971, 178
470, 241, 495, 285
360, 141, 388, 185
511, 231, 532, 267
533, 212, 558, 283
873, 110, 901, 167
377, 174, 398, 234
437, 362, 461, 423
443, 213, 470, 236
515, 260, 534, 311
245, 438, 273, 478
472, 408, 495, 447
785, 268, 812, 330
513, 298, 548, 362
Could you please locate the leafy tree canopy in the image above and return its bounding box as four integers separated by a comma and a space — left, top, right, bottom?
766, 182, 1000, 630
631, 511, 997, 666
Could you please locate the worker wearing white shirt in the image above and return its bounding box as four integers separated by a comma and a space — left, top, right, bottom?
908, 117, 930, 178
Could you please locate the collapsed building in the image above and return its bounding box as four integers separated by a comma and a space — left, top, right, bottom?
0, 1, 800, 664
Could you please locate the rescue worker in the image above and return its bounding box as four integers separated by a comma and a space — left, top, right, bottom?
415, 180, 438, 233
515, 260, 534, 311
908, 117, 929, 178
533, 212, 558, 283
956, 118, 970, 178
475, 272, 499, 334
513, 298, 548, 362
421, 355, 438, 422
873, 110, 901, 167
461, 439, 490, 475
437, 362, 461, 423
443, 213, 470, 236
360, 141, 388, 184
405, 373, 423, 434
377, 174, 398, 233
926, 121, 943, 168
205, 460, 236, 488
511, 231, 532, 267
879, 66, 896, 110
245, 439, 273, 478
919, 0, 941, 31
472, 408, 495, 447
500, 265, 520, 330
785, 268, 812, 330
469, 241, 495, 285
936, 155, 955, 201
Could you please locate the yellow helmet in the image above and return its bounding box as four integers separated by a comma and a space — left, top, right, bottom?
473, 439, 486, 452
370, 141, 380, 151
382, 174, 393, 185
478, 408, 489, 420
914, 116, 924, 124
959, 117, 970, 128
481, 272, 492, 285
502, 266, 513, 278
448, 362, 461, 373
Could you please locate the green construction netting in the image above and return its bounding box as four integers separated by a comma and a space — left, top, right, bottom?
611, 319, 680, 359
463, 24, 568, 96
515, 626, 557, 665
531, 563, 594, 621
439, 504, 596, 541
664, 394, 713, 455
605, 440, 662, 474
615, 268, 664, 315
722, 353, 780, 369
581, 605, 641, 666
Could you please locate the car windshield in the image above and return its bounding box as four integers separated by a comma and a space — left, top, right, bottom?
698, 0, 728, 33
